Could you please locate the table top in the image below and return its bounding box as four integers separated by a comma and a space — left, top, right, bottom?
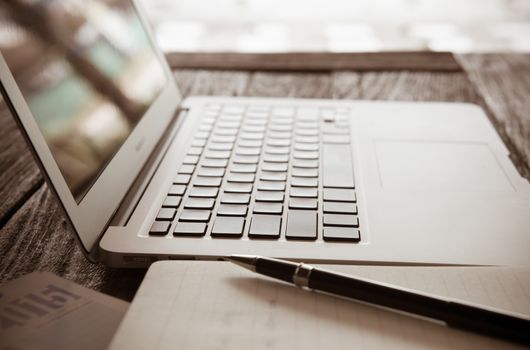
0, 52, 528, 302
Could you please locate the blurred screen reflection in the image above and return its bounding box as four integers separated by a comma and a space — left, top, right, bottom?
0, 0, 166, 201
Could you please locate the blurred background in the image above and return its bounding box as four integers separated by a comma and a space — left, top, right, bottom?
141, 0, 530, 53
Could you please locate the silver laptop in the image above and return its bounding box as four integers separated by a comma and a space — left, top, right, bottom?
1, 0, 529, 268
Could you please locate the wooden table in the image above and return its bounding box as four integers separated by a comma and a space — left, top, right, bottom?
1, 53, 528, 302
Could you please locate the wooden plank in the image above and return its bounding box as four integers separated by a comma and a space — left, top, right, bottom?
0, 101, 43, 227
167, 52, 461, 72
332, 71, 481, 102
244, 72, 333, 98
0, 184, 145, 301
174, 69, 250, 97
457, 53, 530, 180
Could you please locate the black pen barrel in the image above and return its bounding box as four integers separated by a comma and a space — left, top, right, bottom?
308, 268, 530, 346
447, 301, 530, 345
255, 257, 298, 284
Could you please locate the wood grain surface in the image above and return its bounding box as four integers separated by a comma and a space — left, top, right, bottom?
0, 54, 528, 301
167, 52, 461, 72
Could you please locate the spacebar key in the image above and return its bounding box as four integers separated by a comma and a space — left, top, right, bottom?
322, 144, 355, 188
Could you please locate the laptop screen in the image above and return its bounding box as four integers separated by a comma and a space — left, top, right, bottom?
0, 0, 167, 202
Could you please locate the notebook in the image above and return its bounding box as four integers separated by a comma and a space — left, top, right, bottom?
109, 261, 530, 350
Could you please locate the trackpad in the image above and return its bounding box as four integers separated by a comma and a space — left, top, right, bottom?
375, 140, 514, 192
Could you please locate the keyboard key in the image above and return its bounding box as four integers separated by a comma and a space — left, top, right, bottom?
241, 125, 266, 133
323, 214, 359, 227
258, 181, 286, 191
291, 168, 318, 178
322, 144, 355, 188
221, 193, 251, 204
260, 172, 287, 181
193, 176, 223, 187
217, 121, 240, 129
269, 124, 292, 132
205, 150, 231, 159
265, 147, 290, 155
291, 177, 318, 187
286, 211, 317, 240
168, 184, 186, 196
182, 155, 200, 165
197, 167, 225, 177
179, 165, 195, 174
198, 124, 213, 132
235, 147, 261, 156
261, 162, 288, 172
255, 191, 284, 202
208, 143, 233, 151
194, 131, 210, 139
292, 159, 319, 168
323, 188, 356, 202
289, 198, 318, 210
187, 147, 203, 156
217, 204, 248, 216
157, 208, 176, 221
323, 227, 360, 242
184, 198, 216, 210
188, 187, 219, 198
238, 140, 263, 148
253, 202, 283, 215
173, 222, 207, 236
174, 174, 191, 185
191, 139, 207, 147
232, 155, 260, 164
294, 143, 319, 151
296, 122, 319, 129
202, 158, 229, 168
295, 136, 319, 144
249, 215, 282, 239
267, 139, 291, 147
179, 209, 211, 222
293, 151, 319, 160
230, 164, 258, 173
323, 202, 358, 214
290, 187, 318, 198
268, 132, 291, 140
263, 154, 289, 163
211, 135, 236, 143
149, 221, 170, 236
239, 133, 265, 140
224, 182, 253, 193
214, 128, 238, 136
163, 196, 181, 208
228, 173, 255, 183
211, 217, 245, 237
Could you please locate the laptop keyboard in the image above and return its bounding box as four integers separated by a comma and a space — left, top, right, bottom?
149, 103, 360, 242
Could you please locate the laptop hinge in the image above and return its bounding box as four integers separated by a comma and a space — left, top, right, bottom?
109, 107, 189, 227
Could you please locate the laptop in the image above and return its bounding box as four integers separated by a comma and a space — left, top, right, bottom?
1, 0, 529, 268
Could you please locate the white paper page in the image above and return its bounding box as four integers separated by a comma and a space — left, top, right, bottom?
110, 262, 530, 350
0, 272, 129, 350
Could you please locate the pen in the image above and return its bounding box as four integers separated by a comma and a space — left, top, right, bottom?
226, 255, 530, 346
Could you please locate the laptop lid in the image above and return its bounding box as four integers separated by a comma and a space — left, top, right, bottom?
0, 0, 182, 256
